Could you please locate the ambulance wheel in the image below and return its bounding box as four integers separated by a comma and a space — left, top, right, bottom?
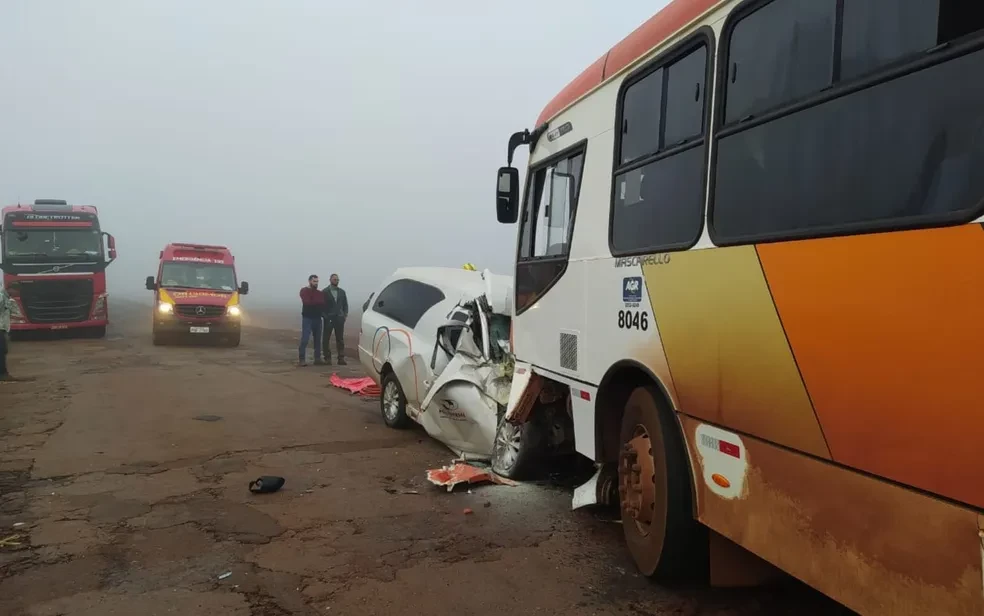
380, 372, 410, 429
618, 384, 706, 580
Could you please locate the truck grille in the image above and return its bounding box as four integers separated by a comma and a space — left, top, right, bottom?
175, 305, 225, 318
19, 279, 93, 323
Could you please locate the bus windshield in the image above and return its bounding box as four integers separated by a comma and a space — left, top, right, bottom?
2, 228, 104, 262
160, 262, 237, 292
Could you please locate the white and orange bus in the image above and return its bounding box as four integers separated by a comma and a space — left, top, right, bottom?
494, 1, 984, 613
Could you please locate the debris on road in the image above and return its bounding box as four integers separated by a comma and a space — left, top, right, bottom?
572, 464, 619, 511
249, 476, 286, 494
329, 374, 381, 397
426, 462, 517, 492
383, 487, 419, 495
0, 534, 22, 548
217, 572, 232, 580
12, 522, 25, 528
193, 414, 223, 422
463, 508, 473, 515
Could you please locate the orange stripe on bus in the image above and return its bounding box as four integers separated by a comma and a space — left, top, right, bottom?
758, 224, 984, 508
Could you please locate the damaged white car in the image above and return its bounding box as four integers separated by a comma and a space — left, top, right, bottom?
358, 267, 571, 478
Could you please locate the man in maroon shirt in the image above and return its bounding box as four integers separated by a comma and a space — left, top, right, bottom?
298, 274, 325, 366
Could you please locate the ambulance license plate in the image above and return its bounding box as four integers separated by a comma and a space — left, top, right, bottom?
190, 327, 210, 334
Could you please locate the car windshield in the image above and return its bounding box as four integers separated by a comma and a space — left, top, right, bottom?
160, 262, 237, 292
2, 228, 103, 261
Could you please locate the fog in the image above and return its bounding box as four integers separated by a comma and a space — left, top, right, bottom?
0, 0, 664, 314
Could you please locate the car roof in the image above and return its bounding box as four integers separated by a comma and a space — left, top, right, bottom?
388, 267, 513, 314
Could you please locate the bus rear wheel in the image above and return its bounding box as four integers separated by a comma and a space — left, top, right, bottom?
618, 384, 706, 580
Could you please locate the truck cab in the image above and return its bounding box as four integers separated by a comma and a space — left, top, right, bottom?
0, 199, 117, 338
146, 243, 249, 347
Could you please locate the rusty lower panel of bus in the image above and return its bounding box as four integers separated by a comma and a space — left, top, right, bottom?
679, 414, 983, 616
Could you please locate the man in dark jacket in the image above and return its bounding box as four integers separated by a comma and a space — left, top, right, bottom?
321, 273, 349, 365
298, 275, 325, 366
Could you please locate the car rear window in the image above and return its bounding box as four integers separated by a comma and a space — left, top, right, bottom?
372, 279, 446, 329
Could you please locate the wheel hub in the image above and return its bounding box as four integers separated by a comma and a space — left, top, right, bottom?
618, 427, 656, 528
383, 382, 399, 420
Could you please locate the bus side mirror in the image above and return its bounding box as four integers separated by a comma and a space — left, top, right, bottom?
107, 234, 117, 261
496, 167, 520, 224
239, 281, 250, 296
145, 276, 156, 291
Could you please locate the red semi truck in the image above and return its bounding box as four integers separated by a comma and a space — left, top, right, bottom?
146, 243, 249, 346
0, 199, 117, 337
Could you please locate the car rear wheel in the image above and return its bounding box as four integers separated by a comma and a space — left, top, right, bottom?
491, 415, 542, 479
618, 384, 706, 580
380, 372, 411, 429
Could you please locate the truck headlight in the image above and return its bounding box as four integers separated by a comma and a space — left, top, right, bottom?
157, 302, 173, 314
226, 305, 242, 317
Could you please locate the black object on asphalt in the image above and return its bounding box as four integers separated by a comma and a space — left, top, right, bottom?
249, 476, 286, 494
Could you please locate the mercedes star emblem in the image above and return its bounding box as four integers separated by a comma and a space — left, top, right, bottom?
195, 306, 206, 316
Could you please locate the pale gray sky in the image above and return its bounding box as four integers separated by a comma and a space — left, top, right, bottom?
0, 0, 665, 308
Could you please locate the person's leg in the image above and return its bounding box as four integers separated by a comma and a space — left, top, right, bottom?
298, 317, 312, 364
334, 317, 346, 364
321, 315, 332, 363
312, 316, 324, 362
0, 332, 8, 377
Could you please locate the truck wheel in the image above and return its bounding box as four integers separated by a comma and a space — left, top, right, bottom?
491, 416, 542, 479
380, 372, 411, 429
224, 332, 241, 347
618, 384, 706, 580
152, 331, 166, 346
89, 326, 107, 339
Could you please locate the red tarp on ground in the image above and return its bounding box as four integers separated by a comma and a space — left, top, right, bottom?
426, 462, 518, 492
329, 374, 381, 397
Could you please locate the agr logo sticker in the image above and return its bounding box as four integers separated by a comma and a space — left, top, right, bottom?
622, 276, 642, 307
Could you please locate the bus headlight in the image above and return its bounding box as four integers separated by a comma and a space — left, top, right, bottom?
157, 302, 173, 314
226, 305, 242, 317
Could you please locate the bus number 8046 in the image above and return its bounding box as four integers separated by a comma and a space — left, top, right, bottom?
618, 310, 648, 331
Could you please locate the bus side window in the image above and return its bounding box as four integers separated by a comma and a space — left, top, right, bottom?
611, 40, 709, 255
712, 0, 984, 244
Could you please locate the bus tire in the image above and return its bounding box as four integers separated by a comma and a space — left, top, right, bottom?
618, 384, 706, 580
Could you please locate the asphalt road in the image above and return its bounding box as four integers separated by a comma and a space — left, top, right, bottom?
0, 299, 851, 615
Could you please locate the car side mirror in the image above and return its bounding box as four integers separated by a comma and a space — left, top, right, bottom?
145, 276, 156, 291
239, 281, 250, 295
496, 167, 520, 224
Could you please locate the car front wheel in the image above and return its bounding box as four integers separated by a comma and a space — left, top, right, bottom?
491, 415, 542, 479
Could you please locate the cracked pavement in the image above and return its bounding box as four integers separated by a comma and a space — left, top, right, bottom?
0, 301, 849, 616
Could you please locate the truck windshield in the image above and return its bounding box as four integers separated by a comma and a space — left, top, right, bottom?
2, 228, 103, 261
160, 262, 237, 292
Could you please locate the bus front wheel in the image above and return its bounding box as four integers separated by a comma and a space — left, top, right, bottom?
618, 384, 706, 580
